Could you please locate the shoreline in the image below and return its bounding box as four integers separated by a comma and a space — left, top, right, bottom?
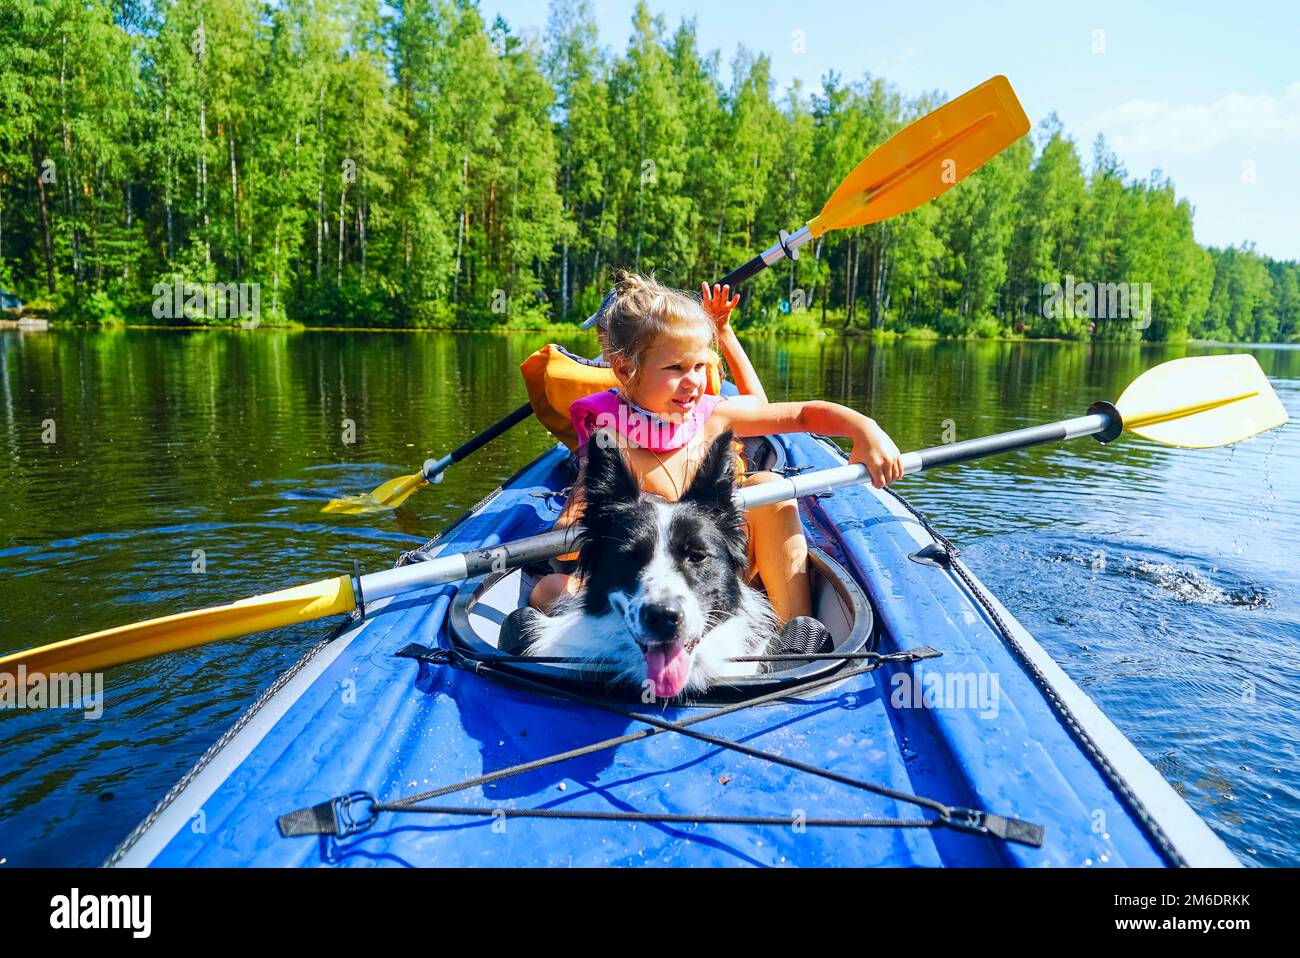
5, 316, 1296, 347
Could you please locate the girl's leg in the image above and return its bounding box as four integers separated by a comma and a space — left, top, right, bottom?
740, 471, 811, 624
529, 572, 582, 613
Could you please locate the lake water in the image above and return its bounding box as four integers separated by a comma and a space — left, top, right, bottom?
0, 329, 1296, 866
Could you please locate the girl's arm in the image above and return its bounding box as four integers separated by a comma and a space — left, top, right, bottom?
702, 283, 768, 403
718, 326, 767, 403
714, 399, 904, 488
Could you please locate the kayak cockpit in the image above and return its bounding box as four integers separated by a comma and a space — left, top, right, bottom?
445, 435, 876, 703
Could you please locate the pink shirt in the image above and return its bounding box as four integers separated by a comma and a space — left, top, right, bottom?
570, 389, 724, 454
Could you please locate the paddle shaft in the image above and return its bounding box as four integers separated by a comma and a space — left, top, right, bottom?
739, 409, 1117, 510
422, 401, 534, 481
356, 405, 1121, 602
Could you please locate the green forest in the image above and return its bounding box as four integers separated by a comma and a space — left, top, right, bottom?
1, 0, 1297, 341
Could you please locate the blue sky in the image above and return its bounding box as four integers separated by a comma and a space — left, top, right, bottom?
486, 0, 1300, 261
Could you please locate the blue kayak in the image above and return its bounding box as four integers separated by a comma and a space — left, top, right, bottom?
106, 424, 1240, 867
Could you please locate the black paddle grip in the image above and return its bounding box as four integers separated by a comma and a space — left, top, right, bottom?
450, 401, 534, 462
716, 255, 768, 289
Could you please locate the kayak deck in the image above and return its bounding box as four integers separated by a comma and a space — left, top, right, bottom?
108, 431, 1239, 867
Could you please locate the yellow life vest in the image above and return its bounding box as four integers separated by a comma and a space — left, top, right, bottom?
519, 344, 722, 451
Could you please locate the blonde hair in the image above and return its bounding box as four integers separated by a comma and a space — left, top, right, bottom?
603, 269, 718, 388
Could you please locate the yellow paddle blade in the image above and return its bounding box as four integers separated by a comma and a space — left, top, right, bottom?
808, 75, 1030, 237
322, 471, 427, 515
0, 575, 356, 678
1118, 354, 1289, 449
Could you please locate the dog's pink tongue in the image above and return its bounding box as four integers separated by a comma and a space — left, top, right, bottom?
644, 643, 691, 699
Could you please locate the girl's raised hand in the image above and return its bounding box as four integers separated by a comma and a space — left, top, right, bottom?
700, 282, 741, 334
850, 418, 905, 488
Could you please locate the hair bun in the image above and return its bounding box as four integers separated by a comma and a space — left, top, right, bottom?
613, 268, 648, 296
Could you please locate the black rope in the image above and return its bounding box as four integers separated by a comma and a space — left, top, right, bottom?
880, 485, 1188, 867
383, 805, 939, 830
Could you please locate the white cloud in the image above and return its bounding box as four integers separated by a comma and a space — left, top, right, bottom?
1086, 83, 1300, 154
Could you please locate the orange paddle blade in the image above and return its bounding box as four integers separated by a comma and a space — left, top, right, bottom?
808, 75, 1030, 236
0, 575, 357, 678
323, 472, 428, 514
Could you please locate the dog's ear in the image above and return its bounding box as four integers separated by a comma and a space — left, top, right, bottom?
681, 430, 739, 512
581, 428, 640, 513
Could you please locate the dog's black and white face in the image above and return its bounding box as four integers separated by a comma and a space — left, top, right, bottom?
525, 428, 776, 699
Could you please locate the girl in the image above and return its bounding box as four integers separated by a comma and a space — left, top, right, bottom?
530, 270, 903, 633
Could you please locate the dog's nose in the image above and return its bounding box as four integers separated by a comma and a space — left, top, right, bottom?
640, 602, 683, 642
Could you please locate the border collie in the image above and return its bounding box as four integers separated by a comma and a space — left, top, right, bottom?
523, 428, 777, 700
